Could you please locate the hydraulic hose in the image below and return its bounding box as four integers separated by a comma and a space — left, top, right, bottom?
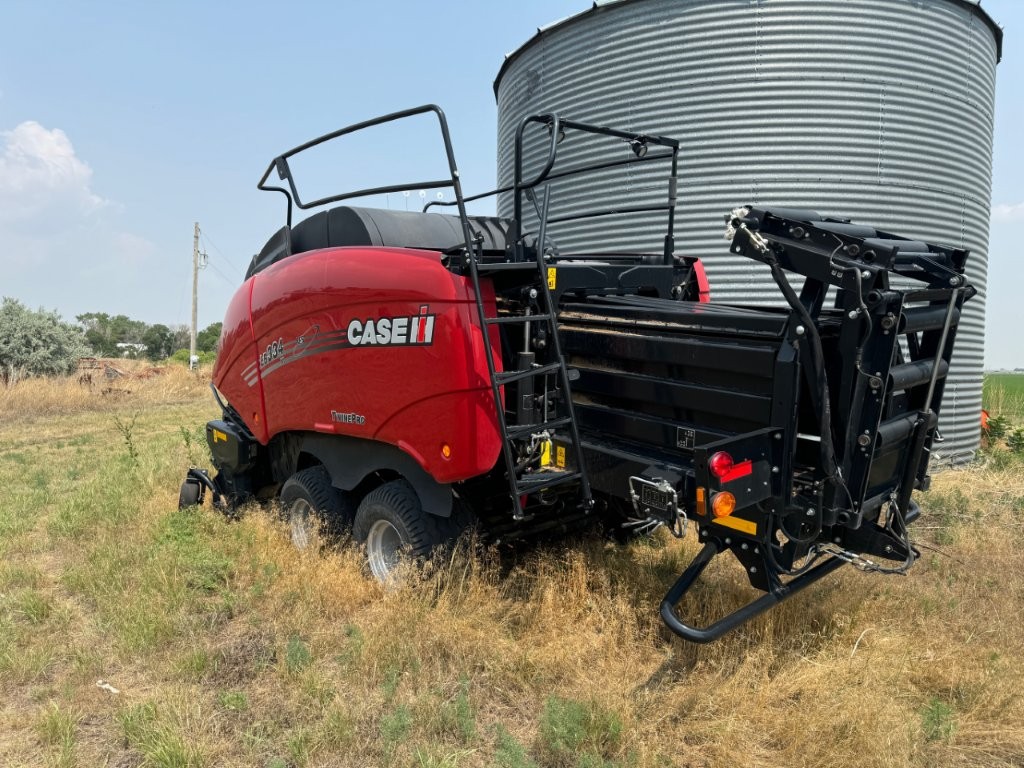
763, 255, 839, 480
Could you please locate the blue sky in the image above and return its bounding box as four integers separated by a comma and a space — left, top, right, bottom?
0, 0, 1020, 367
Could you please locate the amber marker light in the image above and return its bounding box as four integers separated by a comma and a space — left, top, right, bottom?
695, 487, 707, 516
711, 491, 736, 518
441, 443, 452, 459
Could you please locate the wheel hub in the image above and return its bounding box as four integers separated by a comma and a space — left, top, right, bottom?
366, 519, 404, 581
289, 498, 316, 550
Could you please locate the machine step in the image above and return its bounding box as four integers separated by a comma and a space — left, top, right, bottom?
495, 362, 562, 385
506, 416, 572, 440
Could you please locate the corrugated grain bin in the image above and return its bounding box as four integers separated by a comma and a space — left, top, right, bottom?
495, 0, 1001, 462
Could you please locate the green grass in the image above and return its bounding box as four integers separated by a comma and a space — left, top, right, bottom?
36, 701, 78, 768
2, 390, 1024, 766
984, 372, 1024, 417
538, 696, 624, 767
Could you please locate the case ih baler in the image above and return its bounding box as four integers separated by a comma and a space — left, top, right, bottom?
181, 106, 972, 642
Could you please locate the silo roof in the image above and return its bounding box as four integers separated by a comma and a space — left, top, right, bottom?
493, 0, 1003, 97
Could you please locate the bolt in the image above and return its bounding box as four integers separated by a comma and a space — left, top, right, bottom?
754, 547, 760, 554
749, 566, 758, 574
869, 376, 883, 389
834, 537, 842, 544
772, 465, 780, 474
795, 325, 805, 336
884, 545, 893, 553
949, 276, 961, 286
807, 508, 816, 517
848, 310, 859, 319
724, 538, 732, 545
528, 288, 538, 299
861, 270, 871, 279
858, 434, 871, 447
741, 542, 749, 550
774, 433, 782, 440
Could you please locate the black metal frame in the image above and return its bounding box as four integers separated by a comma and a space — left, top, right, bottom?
256, 104, 477, 259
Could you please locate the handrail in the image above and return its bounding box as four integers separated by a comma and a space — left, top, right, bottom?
257, 104, 474, 257
510, 113, 680, 264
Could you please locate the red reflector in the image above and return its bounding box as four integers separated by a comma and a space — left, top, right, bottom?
720, 460, 753, 484
708, 451, 734, 478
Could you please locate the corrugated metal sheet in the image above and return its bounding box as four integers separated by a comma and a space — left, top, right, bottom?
495, 0, 1000, 463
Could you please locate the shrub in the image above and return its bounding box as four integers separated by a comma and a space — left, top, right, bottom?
1007, 428, 1024, 454
986, 414, 1010, 440
0, 298, 88, 385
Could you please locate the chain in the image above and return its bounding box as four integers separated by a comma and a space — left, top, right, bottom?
817, 495, 917, 575
621, 507, 688, 540
817, 542, 915, 574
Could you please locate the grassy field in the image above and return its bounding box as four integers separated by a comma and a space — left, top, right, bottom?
2, 370, 1024, 767
984, 373, 1024, 419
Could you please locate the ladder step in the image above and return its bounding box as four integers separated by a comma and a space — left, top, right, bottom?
485, 313, 553, 325
506, 417, 572, 440
495, 362, 561, 385
516, 471, 581, 494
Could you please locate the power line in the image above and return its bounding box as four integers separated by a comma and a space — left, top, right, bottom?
205, 259, 238, 288
199, 229, 245, 278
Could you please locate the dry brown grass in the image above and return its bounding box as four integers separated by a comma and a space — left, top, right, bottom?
0, 361, 212, 424
1, 378, 1023, 767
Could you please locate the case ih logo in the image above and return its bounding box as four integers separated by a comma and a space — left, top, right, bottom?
347, 305, 435, 346
243, 306, 437, 387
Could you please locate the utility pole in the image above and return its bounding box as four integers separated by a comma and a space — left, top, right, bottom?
189, 223, 207, 369
190, 222, 200, 369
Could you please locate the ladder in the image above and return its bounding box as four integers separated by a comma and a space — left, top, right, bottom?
464, 240, 593, 522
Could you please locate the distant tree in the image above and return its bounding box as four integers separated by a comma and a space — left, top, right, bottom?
170, 325, 191, 353
196, 322, 223, 354
142, 323, 175, 360
77, 312, 148, 356
77, 311, 115, 356
0, 298, 89, 385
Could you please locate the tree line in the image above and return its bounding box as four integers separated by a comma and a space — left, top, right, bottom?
0, 298, 221, 384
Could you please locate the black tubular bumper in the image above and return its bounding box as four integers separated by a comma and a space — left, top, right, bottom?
659, 541, 847, 643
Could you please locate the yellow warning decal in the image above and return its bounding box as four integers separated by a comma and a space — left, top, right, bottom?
212, 429, 228, 443
547, 267, 557, 290
711, 515, 757, 536
555, 445, 566, 468
540, 440, 552, 466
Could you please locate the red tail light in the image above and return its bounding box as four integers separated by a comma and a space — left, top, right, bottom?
709, 451, 734, 478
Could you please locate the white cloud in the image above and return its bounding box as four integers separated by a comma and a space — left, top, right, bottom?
0, 121, 108, 228
992, 202, 1024, 222
0, 121, 167, 323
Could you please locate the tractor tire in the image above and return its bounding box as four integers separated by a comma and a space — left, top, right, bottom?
178, 478, 202, 509
280, 466, 355, 550
353, 479, 459, 582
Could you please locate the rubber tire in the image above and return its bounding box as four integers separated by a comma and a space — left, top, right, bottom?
178, 479, 202, 509
280, 466, 355, 550
353, 479, 459, 581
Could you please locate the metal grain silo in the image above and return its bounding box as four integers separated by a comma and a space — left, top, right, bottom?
494, 0, 1002, 463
